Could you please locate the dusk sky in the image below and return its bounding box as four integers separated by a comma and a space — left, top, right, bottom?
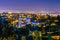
0, 0, 60, 12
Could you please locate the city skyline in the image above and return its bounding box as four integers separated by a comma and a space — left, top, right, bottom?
0, 0, 60, 13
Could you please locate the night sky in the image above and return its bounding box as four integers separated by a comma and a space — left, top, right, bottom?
0, 0, 60, 12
